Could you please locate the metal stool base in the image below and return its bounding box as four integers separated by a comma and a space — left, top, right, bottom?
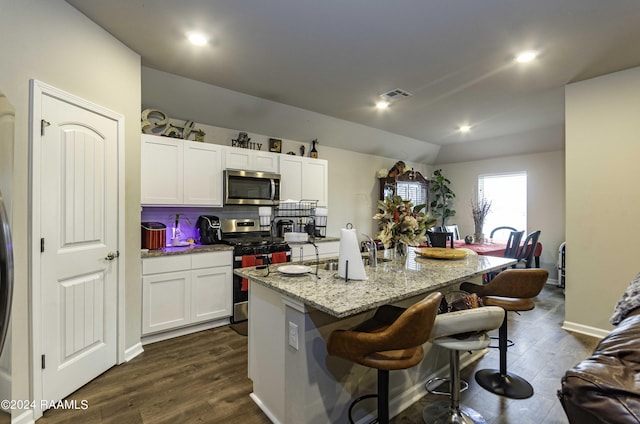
474, 369, 533, 399
422, 400, 487, 424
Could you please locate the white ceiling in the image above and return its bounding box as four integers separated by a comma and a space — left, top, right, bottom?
66, 0, 640, 163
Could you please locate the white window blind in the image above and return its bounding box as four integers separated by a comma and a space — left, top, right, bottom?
478, 172, 527, 240
396, 181, 427, 209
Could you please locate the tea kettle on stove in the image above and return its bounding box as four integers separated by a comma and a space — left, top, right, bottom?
196, 215, 222, 244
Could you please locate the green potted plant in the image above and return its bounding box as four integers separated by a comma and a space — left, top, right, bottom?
429, 169, 456, 227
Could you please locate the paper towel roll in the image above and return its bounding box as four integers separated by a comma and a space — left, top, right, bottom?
338, 228, 367, 281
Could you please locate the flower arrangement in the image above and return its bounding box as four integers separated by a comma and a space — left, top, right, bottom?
471, 197, 492, 238
373, 195, 437, 248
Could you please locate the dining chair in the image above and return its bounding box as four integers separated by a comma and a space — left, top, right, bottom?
504, 231, 525, 259
427, 231, 454, 248
514, 230, 541, 268
489, 226, 517, 241
484, 230, 524, 283
444, 225, 460, 240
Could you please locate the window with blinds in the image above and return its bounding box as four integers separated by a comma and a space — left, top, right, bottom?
478, 172, 527, 240
396, 181, 427, 209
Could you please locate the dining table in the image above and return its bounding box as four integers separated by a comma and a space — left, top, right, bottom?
453, 239, 510, 256
453, 239, 542, 267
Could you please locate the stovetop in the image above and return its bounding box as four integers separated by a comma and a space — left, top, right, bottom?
220, 218, 289, 256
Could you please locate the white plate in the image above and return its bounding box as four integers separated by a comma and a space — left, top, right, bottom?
278, 265, 312, 275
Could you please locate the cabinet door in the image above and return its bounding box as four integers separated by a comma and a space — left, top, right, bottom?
225, 148, 252, 170
191, 266, 233, 323
142, 271, 191, 335
302, 158, 328, 207
253, 151, 279, 173
300, 241, 340, 260
279, 155, 303, 200
141, 134, 184, 205
183, 141, 223, 206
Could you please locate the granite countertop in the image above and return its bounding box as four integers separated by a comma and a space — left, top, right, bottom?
141, 243, 233, 258
234, 249, 516, 318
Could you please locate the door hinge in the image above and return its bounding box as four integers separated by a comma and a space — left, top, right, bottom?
41, 119, 51, 136
40, 237, 45, 253
41, 354, 46, 369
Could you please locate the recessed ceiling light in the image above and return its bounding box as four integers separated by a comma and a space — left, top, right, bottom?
376, 101, 390, 110
187, 32, 208, 46
458, 125, 471, 133
515, 50, 538, 63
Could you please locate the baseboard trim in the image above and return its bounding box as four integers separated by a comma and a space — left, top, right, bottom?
546, 278, 559, 286
141, 318, 230, 345
562, 321, 609, 339
12, 409, 35, 424
249, 393, 283, 424
124, 342, 144, 362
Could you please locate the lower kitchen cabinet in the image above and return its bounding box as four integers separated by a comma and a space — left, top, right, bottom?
290, 241, 340, 262
142, 250, 233, 336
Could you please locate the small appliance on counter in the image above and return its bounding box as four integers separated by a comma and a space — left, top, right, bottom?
196, 215, 222, 245
141, 222, 166, 250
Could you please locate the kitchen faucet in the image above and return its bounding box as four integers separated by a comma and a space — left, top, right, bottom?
362, 234, 377, 268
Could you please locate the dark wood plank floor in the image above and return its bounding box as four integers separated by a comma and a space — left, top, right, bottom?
37, 284, 597, 424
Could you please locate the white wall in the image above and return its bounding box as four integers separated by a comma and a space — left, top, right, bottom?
142, 69, 432, 243
0, 0, 141, 412
437, 150, 565, 278
565, 66, 640, 333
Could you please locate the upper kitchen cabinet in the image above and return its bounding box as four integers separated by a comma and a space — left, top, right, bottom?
225, 147, 279, 173
141, 134, 223, 206
279, 155, 328, 207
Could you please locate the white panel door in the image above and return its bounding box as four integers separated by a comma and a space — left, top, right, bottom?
40, 94, 118, 403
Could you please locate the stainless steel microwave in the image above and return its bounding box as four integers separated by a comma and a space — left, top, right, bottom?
224, 170, 281, 205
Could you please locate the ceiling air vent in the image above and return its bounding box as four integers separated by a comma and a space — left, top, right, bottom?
379, 88, 413, 102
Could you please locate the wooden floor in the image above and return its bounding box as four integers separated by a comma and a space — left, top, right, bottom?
37, 284, 598, 424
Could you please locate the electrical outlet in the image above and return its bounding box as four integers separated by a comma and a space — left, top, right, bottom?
288, 321, 299, 350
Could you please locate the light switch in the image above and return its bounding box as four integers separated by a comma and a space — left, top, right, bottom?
288, 321, 299, 350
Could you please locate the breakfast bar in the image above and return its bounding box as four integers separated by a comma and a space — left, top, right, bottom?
234, 249, 516, 424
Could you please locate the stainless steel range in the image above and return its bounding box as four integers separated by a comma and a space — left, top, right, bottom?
221, 219, 290, 323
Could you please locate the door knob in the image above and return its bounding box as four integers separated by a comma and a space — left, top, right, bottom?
105, 251, 119, 261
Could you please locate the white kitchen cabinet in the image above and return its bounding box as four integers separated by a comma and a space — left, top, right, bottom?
279, 155, 328, 207
290, 241, 340, 262
141, 135, 183, 204
142, 250, 233, 336
225, 146, 279, 173
184, 142, 223, 205
141, 134, 224, 206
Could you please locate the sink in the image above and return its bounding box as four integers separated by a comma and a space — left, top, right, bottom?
302, 256, 390, 270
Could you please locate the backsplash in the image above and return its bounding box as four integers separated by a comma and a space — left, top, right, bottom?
141, 205, 268, 246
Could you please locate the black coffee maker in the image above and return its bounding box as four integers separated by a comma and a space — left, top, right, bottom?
196, 215, 222, 244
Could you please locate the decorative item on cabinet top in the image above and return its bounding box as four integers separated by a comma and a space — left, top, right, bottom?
232, 131, 263, 151
141, 108, 206, 141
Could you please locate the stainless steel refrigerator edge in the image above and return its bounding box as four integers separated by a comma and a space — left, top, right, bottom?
0, 90, 14, 415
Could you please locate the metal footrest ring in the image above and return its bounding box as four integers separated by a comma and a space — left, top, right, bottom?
425, 377, 469, 396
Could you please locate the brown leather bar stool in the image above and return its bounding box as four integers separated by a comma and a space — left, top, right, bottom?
327, 292, 442, 424
422, 305, 505, 424
460, 269, 548, 399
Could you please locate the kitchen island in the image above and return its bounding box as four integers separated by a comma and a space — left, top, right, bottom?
234, 249, 516, 424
